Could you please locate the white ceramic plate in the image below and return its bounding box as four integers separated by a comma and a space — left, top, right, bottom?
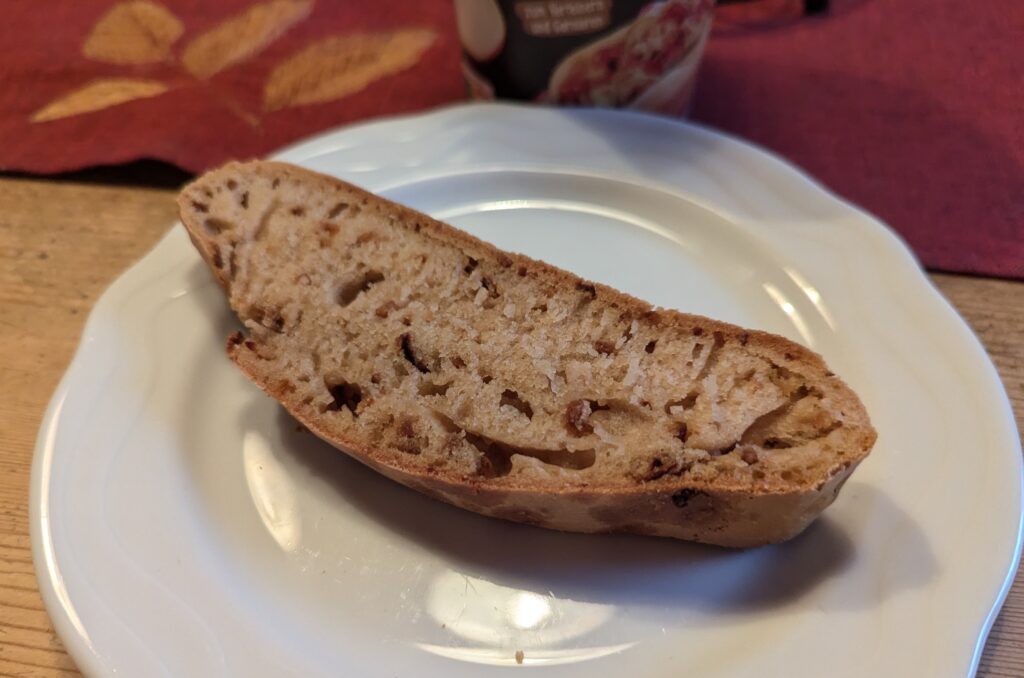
32, 104, 1022, 677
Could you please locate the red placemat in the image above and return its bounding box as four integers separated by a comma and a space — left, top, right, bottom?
0, 0, 1020, 278
692, 0, 1023, 279
0, 0, 464, 175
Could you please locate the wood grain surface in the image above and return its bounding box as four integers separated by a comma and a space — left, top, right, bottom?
0, 174, 1021, 677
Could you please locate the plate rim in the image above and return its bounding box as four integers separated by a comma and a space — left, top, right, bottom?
30, 102, 1023, 678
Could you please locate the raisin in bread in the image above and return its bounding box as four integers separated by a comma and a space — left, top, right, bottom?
179, 161, 876, 547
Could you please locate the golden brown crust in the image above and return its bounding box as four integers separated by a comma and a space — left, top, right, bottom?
180, 160, 876, 547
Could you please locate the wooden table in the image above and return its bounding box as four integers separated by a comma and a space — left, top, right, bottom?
1, 169, 1021, 677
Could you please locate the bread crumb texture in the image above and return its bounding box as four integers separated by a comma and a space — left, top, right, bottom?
180, 161, 876, 546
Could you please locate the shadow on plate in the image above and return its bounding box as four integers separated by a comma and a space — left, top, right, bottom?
267, 405, 935, 615
182, 261, 241, 332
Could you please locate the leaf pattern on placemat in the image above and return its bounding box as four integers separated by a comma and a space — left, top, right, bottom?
181, 0, 313, 79
32, 1, 438, 125
263, 29, 436, 111
82, 0, 184, 64
31, 78, 169, 122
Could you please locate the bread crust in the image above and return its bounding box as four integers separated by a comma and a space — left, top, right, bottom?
181, 161, 876, 547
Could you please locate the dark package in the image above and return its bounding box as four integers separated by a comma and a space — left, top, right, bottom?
455, 0, 714, 115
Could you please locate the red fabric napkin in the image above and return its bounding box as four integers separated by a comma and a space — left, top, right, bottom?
0, 0, 464, 174
692, 0, 1024, 278
0, 0, 1020, 278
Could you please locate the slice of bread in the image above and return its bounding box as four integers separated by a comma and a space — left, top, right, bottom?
179, 161, 876, 547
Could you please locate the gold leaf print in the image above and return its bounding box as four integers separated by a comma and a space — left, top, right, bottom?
82, 1, 183, 64
31, 78, 169, 122
263, 29, 437, 112
181, 0, 313, 79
